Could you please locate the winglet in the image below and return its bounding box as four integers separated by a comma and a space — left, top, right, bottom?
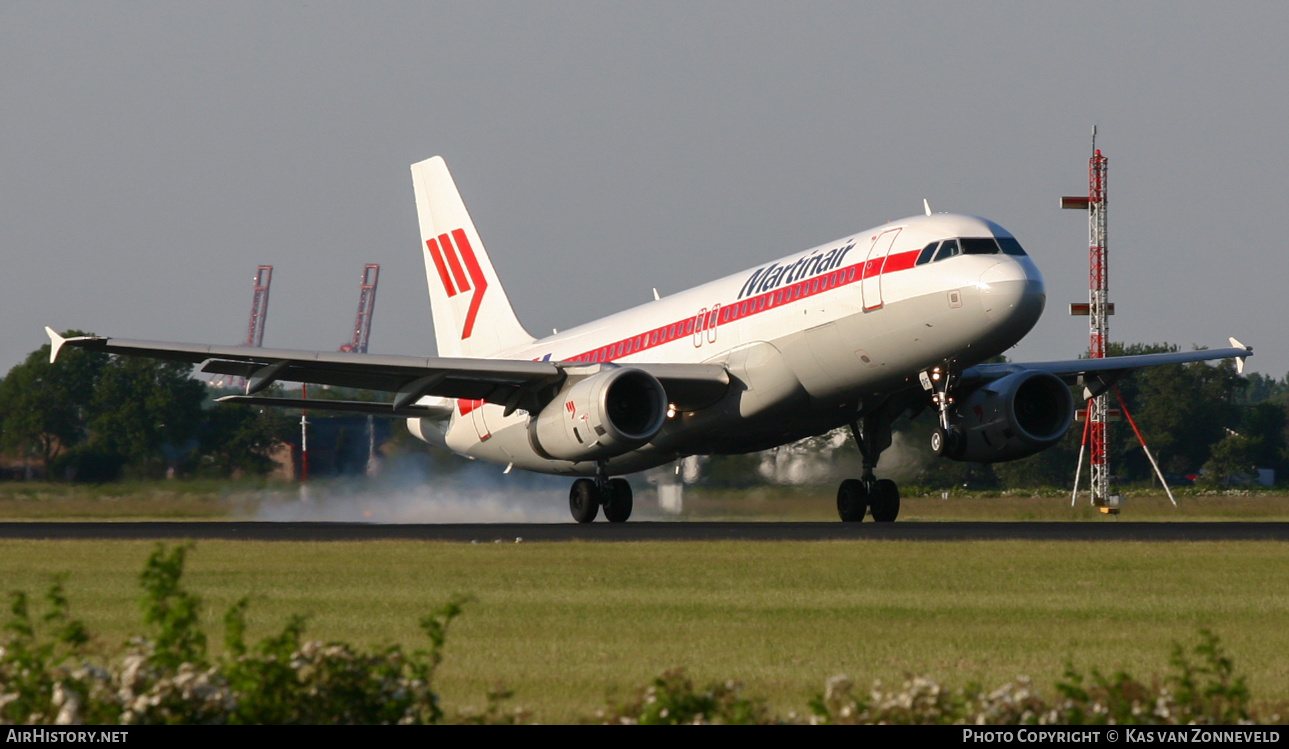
923, 198, 932, 216
45, 327, 66, 363
1229, 337, 1252, 374
44, 327, 103, 364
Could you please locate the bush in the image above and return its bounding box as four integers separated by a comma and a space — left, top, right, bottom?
809, 632, 1253, 725
596, 669, 774, 724
0, 544, 465, 725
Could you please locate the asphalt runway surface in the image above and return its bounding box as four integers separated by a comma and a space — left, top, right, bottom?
1, 521, 1287, 542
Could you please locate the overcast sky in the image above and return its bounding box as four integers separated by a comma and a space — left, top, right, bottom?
3, 2, 1286, 381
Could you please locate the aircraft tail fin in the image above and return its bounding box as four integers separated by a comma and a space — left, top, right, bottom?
411, 156, 535, 358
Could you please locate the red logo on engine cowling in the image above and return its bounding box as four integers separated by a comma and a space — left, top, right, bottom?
426, 228, 488, 339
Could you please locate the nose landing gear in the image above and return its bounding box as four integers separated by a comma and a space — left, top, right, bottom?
923, 363, 965, 459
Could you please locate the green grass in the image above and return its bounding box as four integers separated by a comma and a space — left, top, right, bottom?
0, 480, 294, 520
676, 488, 1289, 522
4, 479, 1289, 522
2, 539, 1287, 722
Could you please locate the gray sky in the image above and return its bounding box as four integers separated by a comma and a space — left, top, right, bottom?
3, 2, 1286, 381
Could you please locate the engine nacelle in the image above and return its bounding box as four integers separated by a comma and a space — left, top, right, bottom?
531, 366, 668, 462
951, 369, 1074, 463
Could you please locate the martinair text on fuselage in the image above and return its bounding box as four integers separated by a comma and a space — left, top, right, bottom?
737, 241, 857, 300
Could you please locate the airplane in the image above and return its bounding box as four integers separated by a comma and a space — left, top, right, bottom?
46, 156, 1252, 523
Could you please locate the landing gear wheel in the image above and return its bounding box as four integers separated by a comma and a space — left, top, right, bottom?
837, 478, 869, 522
569, 478, 600, 523
930, 426, 964, 459
602, 478, 634, 523
930, 426, 949, 456
869, 478, 901, 522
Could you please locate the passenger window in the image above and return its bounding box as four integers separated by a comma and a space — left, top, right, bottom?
916, 241, 940, 265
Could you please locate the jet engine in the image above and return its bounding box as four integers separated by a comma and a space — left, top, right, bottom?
949, 369, 1074, 463
531, 366, 668, 462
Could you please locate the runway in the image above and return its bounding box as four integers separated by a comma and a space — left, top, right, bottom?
1, 521, 1288, 542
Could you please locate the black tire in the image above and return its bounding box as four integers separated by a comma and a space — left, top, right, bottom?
603, 478, 634, 523
836, 478, 868, 522
931, 425, 965, 460
930, 426, 949, 456
569, 478, 600, 523
870, 478, 901, 522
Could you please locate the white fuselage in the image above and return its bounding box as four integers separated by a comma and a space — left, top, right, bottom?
408, 213, 1046, 476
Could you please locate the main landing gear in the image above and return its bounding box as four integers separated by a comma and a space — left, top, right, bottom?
836, 396, 909, 523
569, 464, 633, 523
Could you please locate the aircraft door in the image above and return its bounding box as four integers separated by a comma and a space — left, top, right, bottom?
692, 308, 707, 347
862, 228, 901, 311
692, 305, 721, 348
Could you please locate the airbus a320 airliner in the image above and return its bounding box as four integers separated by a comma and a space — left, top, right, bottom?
47, 156, 1251, 523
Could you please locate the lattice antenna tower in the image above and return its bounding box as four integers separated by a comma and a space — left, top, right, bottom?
1062, 129, 1116, 512
340, 264, 380, 353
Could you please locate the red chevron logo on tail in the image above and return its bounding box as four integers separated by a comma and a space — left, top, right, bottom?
425, 228, 488, 339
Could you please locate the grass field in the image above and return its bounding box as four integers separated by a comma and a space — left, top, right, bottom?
2, 481, 1287, 721
2, 536, 1287, 722
3, 479, 1289, 522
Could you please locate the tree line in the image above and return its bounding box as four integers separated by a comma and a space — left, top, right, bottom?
1, 335, 1286, 487
0, 333, 292, 481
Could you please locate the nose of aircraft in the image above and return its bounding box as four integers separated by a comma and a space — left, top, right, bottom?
979, 258, 1046, 328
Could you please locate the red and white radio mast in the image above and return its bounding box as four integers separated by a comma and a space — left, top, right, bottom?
1062, 129, 1175, 514
1062, 130, 1115, 512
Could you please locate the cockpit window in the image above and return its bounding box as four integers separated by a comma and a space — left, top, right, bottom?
996, 236, 1027, 256
960, 238, 1001, 255
919, 236, 1027, 266
915, 241, 939, 266
933, 239, 960, 262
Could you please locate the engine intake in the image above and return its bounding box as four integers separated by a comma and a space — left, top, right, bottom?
531, 366, 668, 462
951, 369, 1074, 463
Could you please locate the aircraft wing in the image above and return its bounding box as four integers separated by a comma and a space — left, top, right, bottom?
45, 328, 730, 416
963, 339, 1253, 397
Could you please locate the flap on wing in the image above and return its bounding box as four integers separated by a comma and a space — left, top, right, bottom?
216, 395, 454, 420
